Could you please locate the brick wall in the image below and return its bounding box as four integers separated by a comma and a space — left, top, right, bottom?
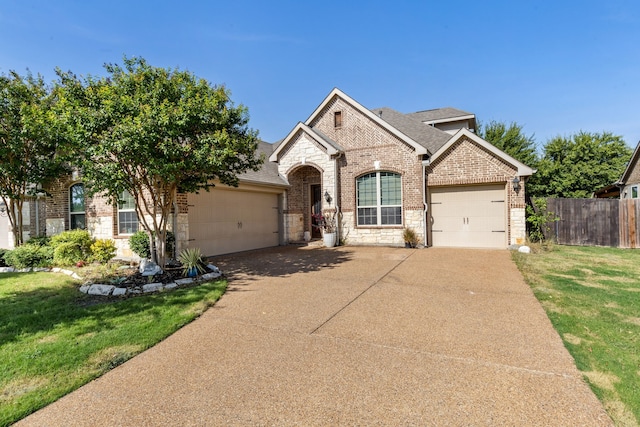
427, 136, 527, 244
277, 96, 427, 246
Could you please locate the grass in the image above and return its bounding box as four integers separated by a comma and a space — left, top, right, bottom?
0, 271, 227, 426
513, 244, 640, 427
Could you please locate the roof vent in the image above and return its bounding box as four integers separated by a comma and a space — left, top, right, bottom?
378, 110, 383, 118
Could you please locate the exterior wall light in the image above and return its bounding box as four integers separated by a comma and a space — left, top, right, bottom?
324, 190, 332, 204
512, 176, 521, 194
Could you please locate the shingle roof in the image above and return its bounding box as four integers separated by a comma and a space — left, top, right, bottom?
240, 140, 289, 187
371, 107, 452, 154
408, 107, 474, 123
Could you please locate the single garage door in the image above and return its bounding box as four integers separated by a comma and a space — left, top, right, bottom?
430, 184, 506, 248
187, 188, 280, 257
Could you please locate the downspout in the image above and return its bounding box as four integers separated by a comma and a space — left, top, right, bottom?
421, 158, 430, 247
334, 152, 343, 244
172, 191, 178, 260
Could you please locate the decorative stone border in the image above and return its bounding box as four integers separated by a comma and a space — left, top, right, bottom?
0, 265, 223, 297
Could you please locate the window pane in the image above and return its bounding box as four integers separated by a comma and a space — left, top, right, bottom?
380, 172, 401, 206
357, 173, 377, 206
70, 214, 85, 230
119, 211, 139, 234
381, 206, 402, 225
633, 186, 638, 198
357, 207, 377, 225
70, 184, 85, 213
119, 191, 136, 210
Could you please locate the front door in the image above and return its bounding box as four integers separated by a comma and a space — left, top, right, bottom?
311, 185, 322, 238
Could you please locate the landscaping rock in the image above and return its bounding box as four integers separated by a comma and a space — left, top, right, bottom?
112, 287, 128, 296
206, 263, 221, 274
0, 267, 15, 273
142, 282, 163, 293
88, 284, 115, 296
201, 272, 222, 281
17, 268, 32, 273
33, 267, 51, 272
175, 278, 194, 285
79, 285, 91, 294
518, 245, 531, 254
139, 259, 163, 276
164, 282, 178, 290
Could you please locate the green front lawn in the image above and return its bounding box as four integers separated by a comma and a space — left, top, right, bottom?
0, 272, 226, 426
513, 245, 640, 426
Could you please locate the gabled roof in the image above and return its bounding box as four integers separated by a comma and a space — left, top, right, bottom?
617, 140, 640, 184
431, 128, 535, 177
240, 141, 289, 187
302, 88, 428, 156
372, 107, 451, 154
269, 122, 344, 162
408, 107, 475, 124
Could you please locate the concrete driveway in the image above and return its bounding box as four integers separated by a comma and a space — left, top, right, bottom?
18, 246, 611, 426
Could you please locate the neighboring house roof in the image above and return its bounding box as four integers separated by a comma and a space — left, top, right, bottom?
617, 140, 640, 184
431, 128, 535, 177
240, 140, 289, 187
408, 107, 476, 127
372, 107, 451, 154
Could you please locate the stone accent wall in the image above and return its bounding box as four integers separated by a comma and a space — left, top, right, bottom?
427, 136, 527, 245
341, 209, 424, 246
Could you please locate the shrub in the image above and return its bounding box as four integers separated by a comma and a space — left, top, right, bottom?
53, 242, 84, 266
26, 235, 51, 247
178, 247, 206, 277
3, 244, 53, 269
129, 230, 175, 259
50, 230, 94, 261
526, 198, 559, 243
90, 239, 117, 264
129, 231, 151, 258
0, 248, 10, 267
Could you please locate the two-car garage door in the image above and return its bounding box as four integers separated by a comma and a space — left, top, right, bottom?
187, 188, 280, 257
430, 184, 507, 249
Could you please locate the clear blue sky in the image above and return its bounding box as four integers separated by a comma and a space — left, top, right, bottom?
2, 0, 639, 150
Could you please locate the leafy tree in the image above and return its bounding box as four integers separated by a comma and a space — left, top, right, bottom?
0, 71, 68, 246
55, 57, 263, 266
527, 131, 631, 198
478, 120, 538, 167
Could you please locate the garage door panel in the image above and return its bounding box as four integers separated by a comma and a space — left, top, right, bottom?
430, 184, 506, 248
187, 189, 279, 257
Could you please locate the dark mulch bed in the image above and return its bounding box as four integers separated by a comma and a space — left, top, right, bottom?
115, 267, 186, 287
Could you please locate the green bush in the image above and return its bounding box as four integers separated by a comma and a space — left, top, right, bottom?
129, 230, 175, 259
50, 230, 94, 261
53, 242, 83, 266
129, 231, 151, 258
90, 239, 117, 264
3, 244, 53, 269
0, 248, 10, 267
26, 235, 51, 247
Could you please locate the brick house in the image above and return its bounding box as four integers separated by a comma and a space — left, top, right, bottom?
1, 88, 535, 255
270, 88, 534, 248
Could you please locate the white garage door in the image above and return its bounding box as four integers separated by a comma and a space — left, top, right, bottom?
430, 184, 506, 248
187, 188, 280, 257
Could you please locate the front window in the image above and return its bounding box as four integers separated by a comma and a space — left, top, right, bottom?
357, 172, 402, 226
632, 186, 638, 199
118, 190, 139, 234
69, 183, 86, 229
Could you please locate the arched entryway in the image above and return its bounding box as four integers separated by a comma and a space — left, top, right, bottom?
286, 165, 323, 240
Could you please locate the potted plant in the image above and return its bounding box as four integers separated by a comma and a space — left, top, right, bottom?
402, 227, 418, 248
178, 247, 207, 277
312, 211, 338, 247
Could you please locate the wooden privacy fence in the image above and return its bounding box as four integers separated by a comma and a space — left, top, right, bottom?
546, 198, 640, 248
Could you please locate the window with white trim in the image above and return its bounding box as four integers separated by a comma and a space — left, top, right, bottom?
118, 190, 139, 234
69, 183, 86, 229
356, 172, 402, 226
